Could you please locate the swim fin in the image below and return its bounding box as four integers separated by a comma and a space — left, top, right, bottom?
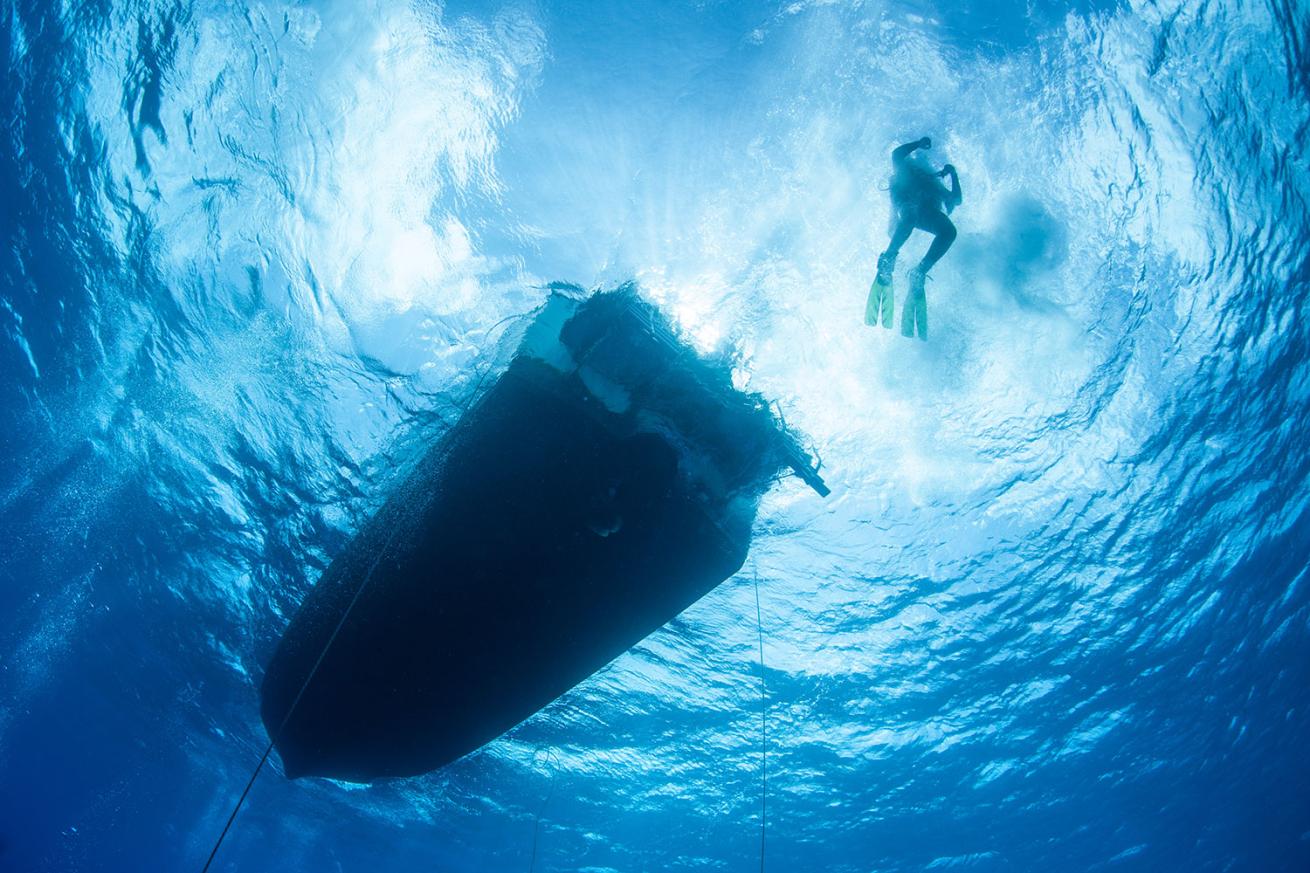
901, 271, 928, 341
865, 278, 894, 328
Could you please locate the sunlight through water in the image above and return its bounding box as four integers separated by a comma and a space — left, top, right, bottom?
1, 0, 1308, 871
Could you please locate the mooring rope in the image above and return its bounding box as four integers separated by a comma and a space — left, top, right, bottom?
200, 521, 404, 873
753, 569, 768, 873
527, 748, 560, 873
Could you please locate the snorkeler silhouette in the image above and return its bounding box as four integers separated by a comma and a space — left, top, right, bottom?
864, 136, 962, 340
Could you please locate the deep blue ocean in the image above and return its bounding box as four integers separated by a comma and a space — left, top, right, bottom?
3, 0, 1309, 871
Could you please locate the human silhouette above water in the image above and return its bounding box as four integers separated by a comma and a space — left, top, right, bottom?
865, 136, 962, 339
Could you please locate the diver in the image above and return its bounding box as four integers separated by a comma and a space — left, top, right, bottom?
864, 136, 962, 339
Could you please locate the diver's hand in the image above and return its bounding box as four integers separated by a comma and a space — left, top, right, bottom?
938, 163, 955, 177
918, 137, 932, 149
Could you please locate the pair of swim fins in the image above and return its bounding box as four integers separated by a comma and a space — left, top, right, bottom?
864, 276, 927, 340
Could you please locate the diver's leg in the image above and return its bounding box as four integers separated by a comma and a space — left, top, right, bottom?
902, 211, 951, 341
878, 217, 914, 281
913, 210, 957, 274
885, 217, 913, 256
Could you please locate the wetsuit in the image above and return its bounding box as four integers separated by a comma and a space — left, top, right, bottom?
878, 139, 961, 279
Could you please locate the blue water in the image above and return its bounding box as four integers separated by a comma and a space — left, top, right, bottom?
2, 0, 1309, 870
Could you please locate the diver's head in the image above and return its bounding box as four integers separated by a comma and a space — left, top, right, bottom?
903, 152, 935, 177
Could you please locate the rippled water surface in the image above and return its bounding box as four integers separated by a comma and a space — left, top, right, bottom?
3, 0, 1309, 870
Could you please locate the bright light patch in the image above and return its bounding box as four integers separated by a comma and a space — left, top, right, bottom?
641, 269, 731, 355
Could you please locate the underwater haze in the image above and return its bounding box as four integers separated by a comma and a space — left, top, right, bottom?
3, 0, 1309, 871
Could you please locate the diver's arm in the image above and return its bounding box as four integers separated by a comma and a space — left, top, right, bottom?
940, 163, 962, 210
891, 136, 932, 163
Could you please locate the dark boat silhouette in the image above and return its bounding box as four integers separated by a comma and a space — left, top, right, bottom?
260, 286, 827, 782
